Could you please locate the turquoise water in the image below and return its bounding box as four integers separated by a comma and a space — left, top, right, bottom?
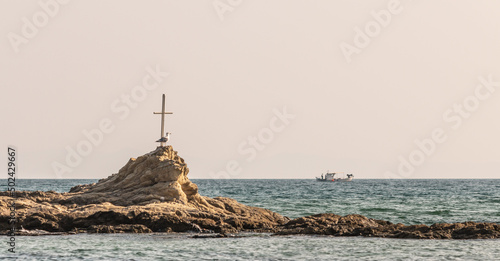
3, 179, 500, 260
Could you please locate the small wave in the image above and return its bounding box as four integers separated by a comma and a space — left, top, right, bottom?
425, 210, 452, 215
359, 207, 395, 212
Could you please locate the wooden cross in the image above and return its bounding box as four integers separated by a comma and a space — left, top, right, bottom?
153, 94, 173, 147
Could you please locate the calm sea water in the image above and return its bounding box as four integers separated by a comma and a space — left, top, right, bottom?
3, 179, 500, 260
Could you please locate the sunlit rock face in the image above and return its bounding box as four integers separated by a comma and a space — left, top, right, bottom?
68, 146, 201, 206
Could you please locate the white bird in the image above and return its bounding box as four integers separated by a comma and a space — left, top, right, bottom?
155, 132, 171, 143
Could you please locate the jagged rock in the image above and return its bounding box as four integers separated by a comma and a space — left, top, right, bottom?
88, 224, 152, 233
275, 213, 500, 239
64, 146, 203, 206
69, 184, 95, 193
0, 192, 288, 234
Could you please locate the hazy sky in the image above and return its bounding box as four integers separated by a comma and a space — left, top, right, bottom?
1, 0, 499, 179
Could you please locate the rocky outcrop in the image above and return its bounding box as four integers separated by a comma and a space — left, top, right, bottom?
1, 146, 499, 239
0, 146, 287, 235
275, 213, 500, 239
64, 146, 203, 206
0, 191, 286, 234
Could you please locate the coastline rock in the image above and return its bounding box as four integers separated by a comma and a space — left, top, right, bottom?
0, 191, 287, 234
0, 146, 288, 235
275, 213, 500, 239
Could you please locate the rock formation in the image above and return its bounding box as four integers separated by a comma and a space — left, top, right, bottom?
275, 213, 500, 239
0, 146, 499, 239
65, 146, 203, 206
0, 146, 288, 235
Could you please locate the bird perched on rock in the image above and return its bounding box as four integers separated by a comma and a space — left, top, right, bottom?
156, 132, 171, 143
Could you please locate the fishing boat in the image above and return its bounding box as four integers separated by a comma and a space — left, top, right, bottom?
316, 172, 353, 182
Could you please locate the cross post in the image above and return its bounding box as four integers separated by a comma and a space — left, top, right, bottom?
153, 94, 173, 147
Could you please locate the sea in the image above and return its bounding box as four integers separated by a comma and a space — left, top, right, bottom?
2, 179, 500, 261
